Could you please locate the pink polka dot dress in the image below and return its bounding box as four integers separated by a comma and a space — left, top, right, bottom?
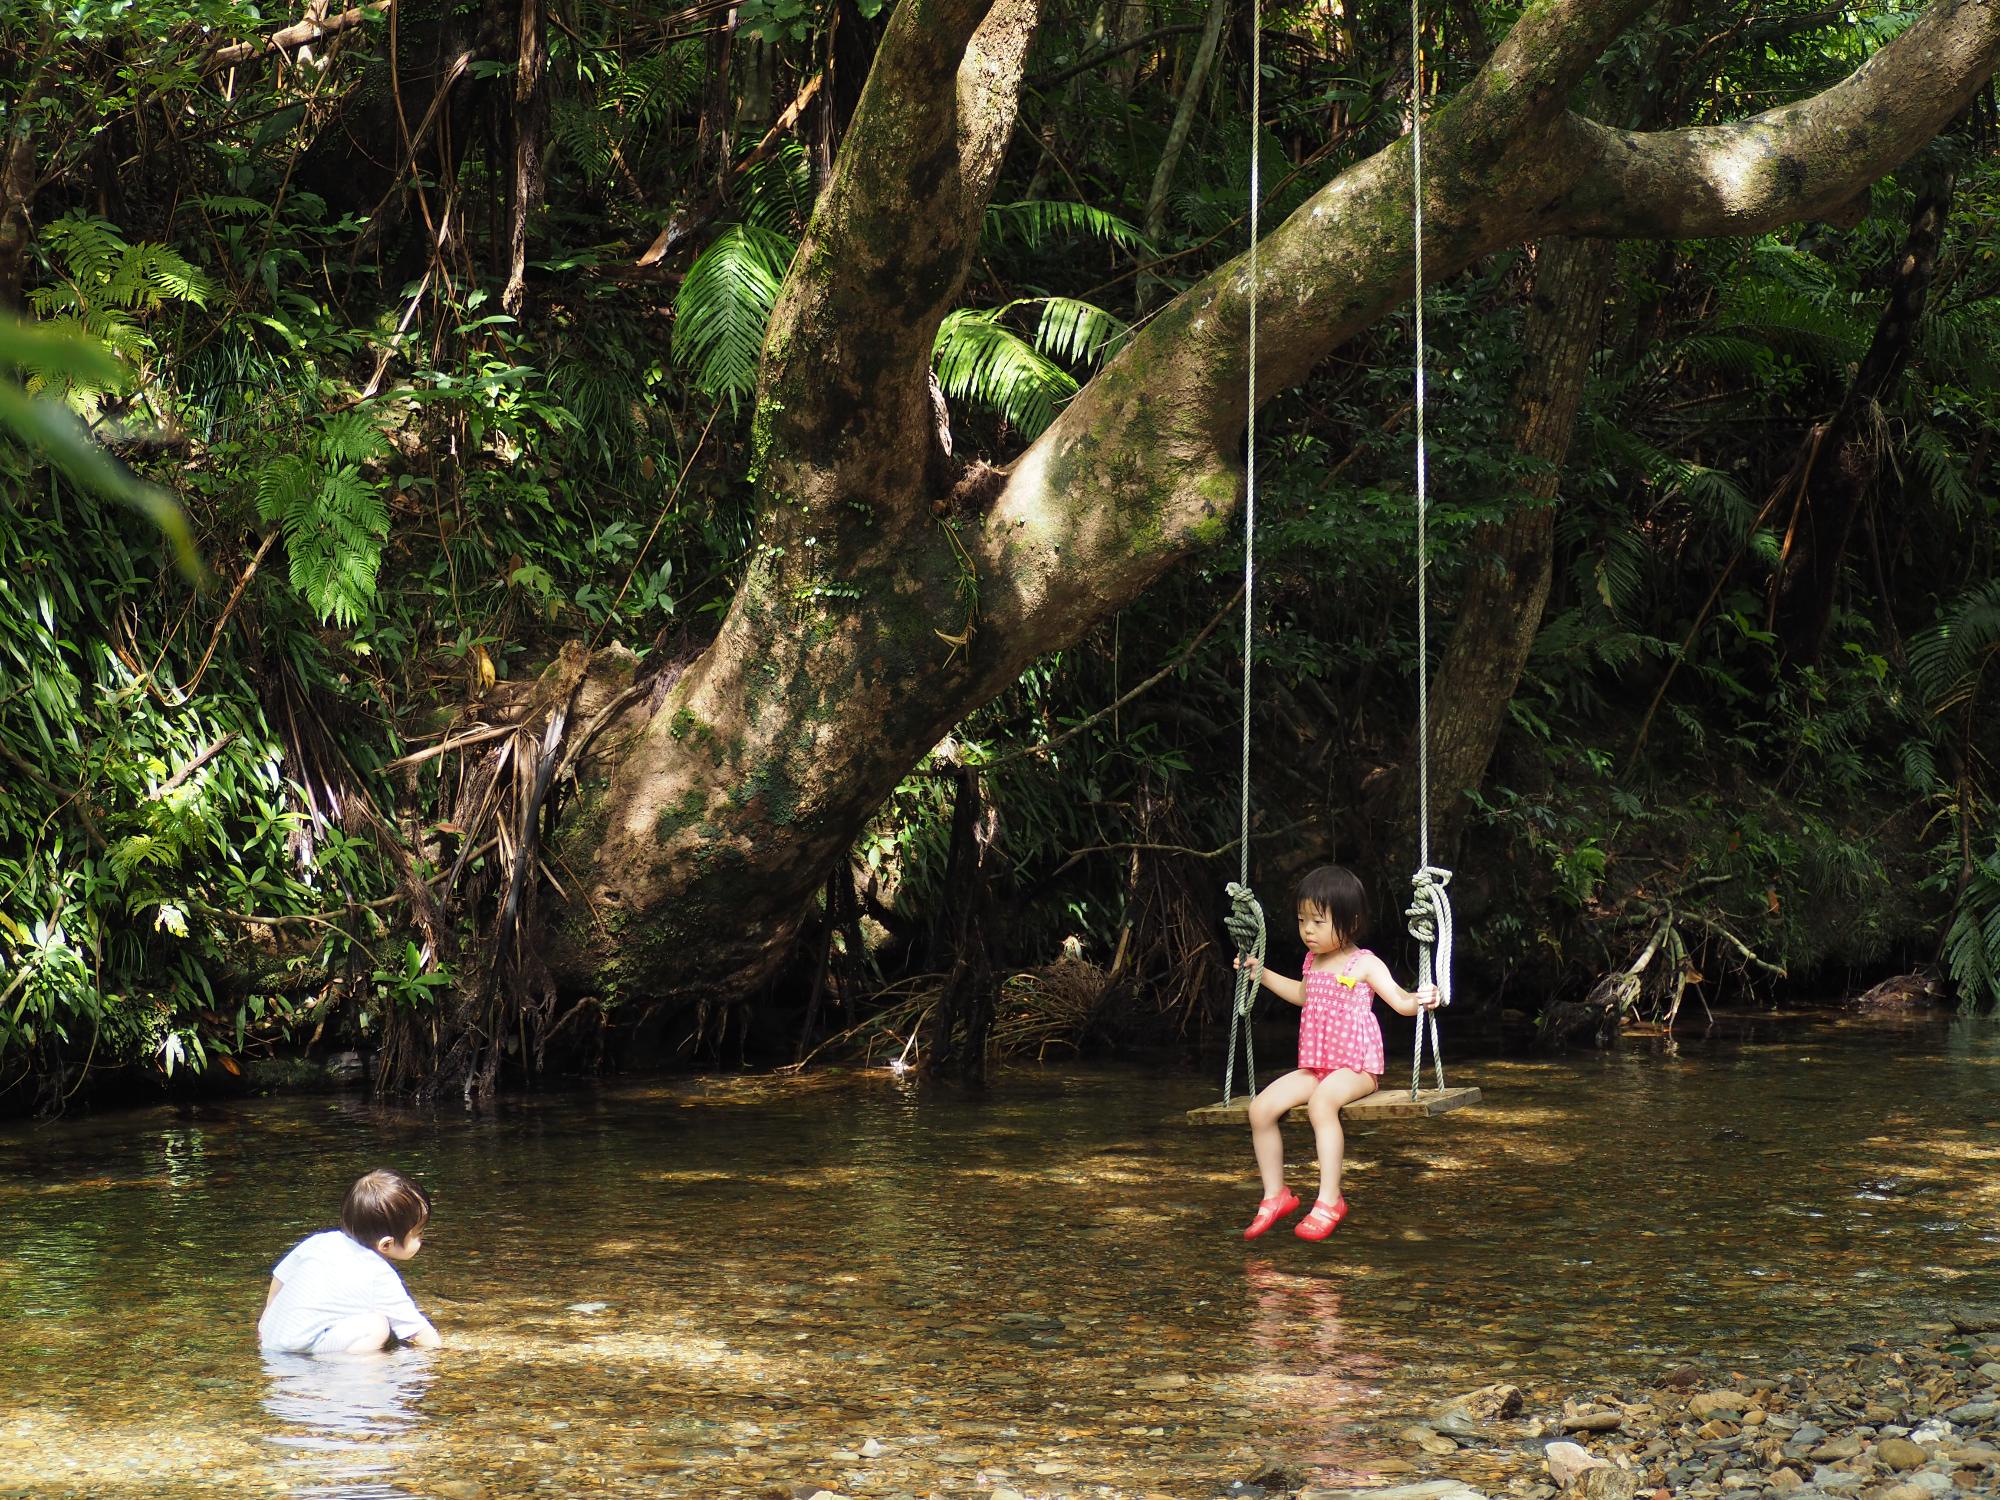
1297, 949, 1386, 1077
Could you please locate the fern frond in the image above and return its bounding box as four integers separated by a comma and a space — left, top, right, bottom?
1902, 425, 1974, 519
1909, 579, 2000, 716
933, 309, 1077, 438
1944, 849, 2000, 1012
315, 408, 391, 467
983, 200, 1150, 254
740, 139, 814, 236
672, 224, 797, 411
1032, 297, 1130, 368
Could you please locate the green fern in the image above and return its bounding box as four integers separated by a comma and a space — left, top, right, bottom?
254, 413, 392, 627
741, 140, 814, 236
1584, 414, 1754, 533
1899, 425, 1975, 518
983, 200, 1149, 254
672, 224, 797, 411
933, 309, 1077, 437
1033, 297, 1130, 367
1718, 248, 1870, 371
22, 215, 211, 416
1944, 847, 2000, 1011
1910, 579, 2000, 717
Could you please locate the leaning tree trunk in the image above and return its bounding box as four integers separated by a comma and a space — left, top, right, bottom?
1407, 235, 1616, 857
540, 0, 2000, 1024
1136, 0, 1229, 313
1769, 176, 1954, 665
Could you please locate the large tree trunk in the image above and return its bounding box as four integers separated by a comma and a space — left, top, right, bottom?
1769, 177, 1954, 664
1412, 235, 1616, 856
540, 0, 2000, 1021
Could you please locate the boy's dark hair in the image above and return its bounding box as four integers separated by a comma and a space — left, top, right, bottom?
1294, 864, 1369, 945
341, 1169, 431, 1247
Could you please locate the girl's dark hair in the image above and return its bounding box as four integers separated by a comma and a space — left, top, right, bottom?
1293, 864, 1369, 946
341, 1169, 431, 1247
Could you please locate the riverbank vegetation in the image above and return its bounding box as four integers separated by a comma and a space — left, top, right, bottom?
1, 0, 1997, 1107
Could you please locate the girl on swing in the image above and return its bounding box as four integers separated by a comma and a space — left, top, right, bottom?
1235, 864, 1440, 1240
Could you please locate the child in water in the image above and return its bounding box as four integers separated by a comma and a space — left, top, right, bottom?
258, 1169, 442, 1354
1235, 865, 1439, 1241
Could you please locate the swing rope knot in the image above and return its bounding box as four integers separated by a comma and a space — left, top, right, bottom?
1405, 864, 1454, 1098
1221, 882, 1267, 1104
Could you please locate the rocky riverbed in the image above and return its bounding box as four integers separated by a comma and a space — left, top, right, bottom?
1274, 1310, 2000, 1500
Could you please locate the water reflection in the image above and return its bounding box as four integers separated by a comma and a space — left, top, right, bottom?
260, 1350, 433, 1498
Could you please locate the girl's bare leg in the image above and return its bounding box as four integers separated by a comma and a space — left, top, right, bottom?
1247, 1069, 1320, 1199
1306, 1069, 1378, 1205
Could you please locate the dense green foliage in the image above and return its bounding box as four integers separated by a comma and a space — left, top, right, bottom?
1, 0, 1995, 1104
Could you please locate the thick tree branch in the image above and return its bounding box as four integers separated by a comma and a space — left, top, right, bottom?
965, 0, 2000, 685
1554, 0, 2000, 236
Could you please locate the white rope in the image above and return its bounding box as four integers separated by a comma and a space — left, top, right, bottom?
1223, 1, 1264, 1108
1411, 0, 1429, 874
1240, 0, 1260, 895
1406, 0, 1455, 1099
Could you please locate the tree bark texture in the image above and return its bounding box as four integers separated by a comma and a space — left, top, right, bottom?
1414, 235, 1617, 858
0, 95, 34, 310
499, 0, 547, 315
546, 0, 2000, 1015
1769, 177, 1954, 664
924, 765, 1002, 1083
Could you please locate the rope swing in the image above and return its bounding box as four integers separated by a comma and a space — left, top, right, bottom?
1213, 0, 1464, 1118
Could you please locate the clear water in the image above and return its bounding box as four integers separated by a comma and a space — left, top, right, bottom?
2, 1012, 1996, 1498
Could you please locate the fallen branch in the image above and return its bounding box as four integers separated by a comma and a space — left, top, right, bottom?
206, 2, 391, 70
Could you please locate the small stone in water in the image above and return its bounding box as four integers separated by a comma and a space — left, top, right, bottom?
1562, 1412, 1623, 1434
1875, 1436, 1927, 1470
1568, 1469, 1637, 1500
858, 1437, 884, 1458
1689, 1392, 1749, 1421
1544, 1440, 1606, 1487
565, 1301, 609, 1314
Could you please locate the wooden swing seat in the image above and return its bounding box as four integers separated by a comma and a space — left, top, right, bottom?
1185, 1085, 1481, 1126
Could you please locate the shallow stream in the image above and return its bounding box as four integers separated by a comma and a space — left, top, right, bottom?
2, 1012, 1996, 1498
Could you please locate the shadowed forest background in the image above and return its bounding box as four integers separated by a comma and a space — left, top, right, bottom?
1, 0, 1997, 1111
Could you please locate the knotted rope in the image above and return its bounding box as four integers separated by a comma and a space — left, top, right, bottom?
1405, 865, 1453, 1098
1221, 881, 1266, 1104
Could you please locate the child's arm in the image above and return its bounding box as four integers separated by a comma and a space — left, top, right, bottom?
1234, 954, 1304, 1006
406, 1320, 442, 1350
1359, 953, 1441, 1016
262, 1276, 282, 1314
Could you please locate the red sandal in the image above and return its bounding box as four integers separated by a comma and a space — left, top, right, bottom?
1242, 1189, 1300, 1239
1294, 1195, 1348, 1241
